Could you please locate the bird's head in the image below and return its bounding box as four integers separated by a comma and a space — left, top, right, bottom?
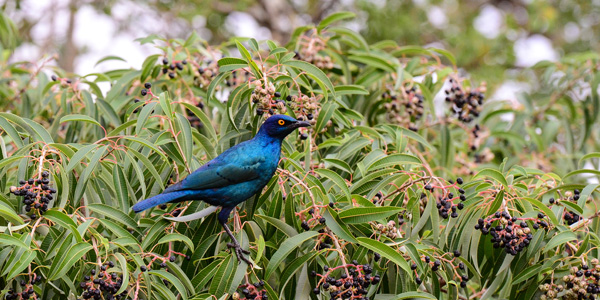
258, 115, 311, 139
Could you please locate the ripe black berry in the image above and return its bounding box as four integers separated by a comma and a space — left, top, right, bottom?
51, 75, 58, 81
456, 177, 463, 185
300, 133, 308, 140
162, 58, 169, 65
140, 89, 148, 96
144, 82, 152, 89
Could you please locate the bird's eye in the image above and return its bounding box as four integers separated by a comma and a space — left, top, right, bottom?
278, 120, 285, 126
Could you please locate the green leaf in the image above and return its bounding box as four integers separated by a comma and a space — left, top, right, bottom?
0, 233, 29, 249
367, 153, 421, 171
123, 136, 168, 162
95, 55, 127, 66
349, 53, 396, 72
0, 203, 24, 225
393, 291, 438, 300
334, 85, 369, 96
135, 101, 158, 135
149, 270, 189, 300
473, 168, 508, 188
339, 207, 403, 224
60, 114, 103, 128
65, 144, 100, 173
114, 253, 130, 294
209, 255, 235, 296
140, 54, 160, 82
157, 233, 195, 253
158, 92, 173, 117
356, 237, 411, 274
522, 197, 559, 226
579, 152, 600, 167
323, 208, 358, 243
560, 200, 583, 215
284, 60, 336, 99
317, 11, 356, 30
88, 204, 141, 235
235, 40, 263, 79
218, 57, 247, 66
6, 249, 36, 280
265, 231, 318, 279
314, 168, 350, 201
49, 242, 93, 280
256, 214, 298, 237
544, 231, 577, 252
513, 264, 542, 285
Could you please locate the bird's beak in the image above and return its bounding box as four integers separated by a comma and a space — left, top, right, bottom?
294, 121, 311, 128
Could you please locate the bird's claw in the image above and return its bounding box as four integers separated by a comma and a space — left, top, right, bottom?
227, 242, 252, 265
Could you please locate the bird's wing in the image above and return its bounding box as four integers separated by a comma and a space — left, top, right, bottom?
166, 155, 265, 192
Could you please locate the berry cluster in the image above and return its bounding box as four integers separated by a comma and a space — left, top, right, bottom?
139, 250, 190, 273
5, 274, 42, 300
78, 262, 128, 300
445, 78, 486, 124
10, 171, 56, 218
311, 262, 380, 300
185, 100, 205, 131
474, 211, 548, 255
422, 177, 466, 219
372, 220, 401, 239
251, 80, 286, 116
132, 82, 156, 114
556, 189, 582, 225
540, 259, 600, 300
161, 58, 188, 80
195, 59, 219, 87
299, 206, 327, 232
289, 94, 320, 127
413, 251, 469, 288
382, 86, 425, 131
232, 281, 268, 300
50, 74, 73, 87
473, 148, 494, 164
225, 70, 252, 88
296, 31, 333, 69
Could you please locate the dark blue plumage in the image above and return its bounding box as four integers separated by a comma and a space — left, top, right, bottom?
132, 114, 310, 264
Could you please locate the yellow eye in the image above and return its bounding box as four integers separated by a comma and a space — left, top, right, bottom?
278, 120, 285, 126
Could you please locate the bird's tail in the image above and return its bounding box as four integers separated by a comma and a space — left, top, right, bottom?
132, 191, 191, 213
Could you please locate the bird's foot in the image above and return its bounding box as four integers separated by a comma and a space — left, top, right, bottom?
227, 243, 252, 265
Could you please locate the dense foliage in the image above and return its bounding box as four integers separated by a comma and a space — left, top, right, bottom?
1, 11, 600, 300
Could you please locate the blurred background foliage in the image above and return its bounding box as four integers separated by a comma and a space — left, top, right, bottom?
0, 1, 600, 300
3, 0, 600, 88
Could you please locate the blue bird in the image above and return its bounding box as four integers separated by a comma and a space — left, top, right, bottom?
132, 114, 310, 264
